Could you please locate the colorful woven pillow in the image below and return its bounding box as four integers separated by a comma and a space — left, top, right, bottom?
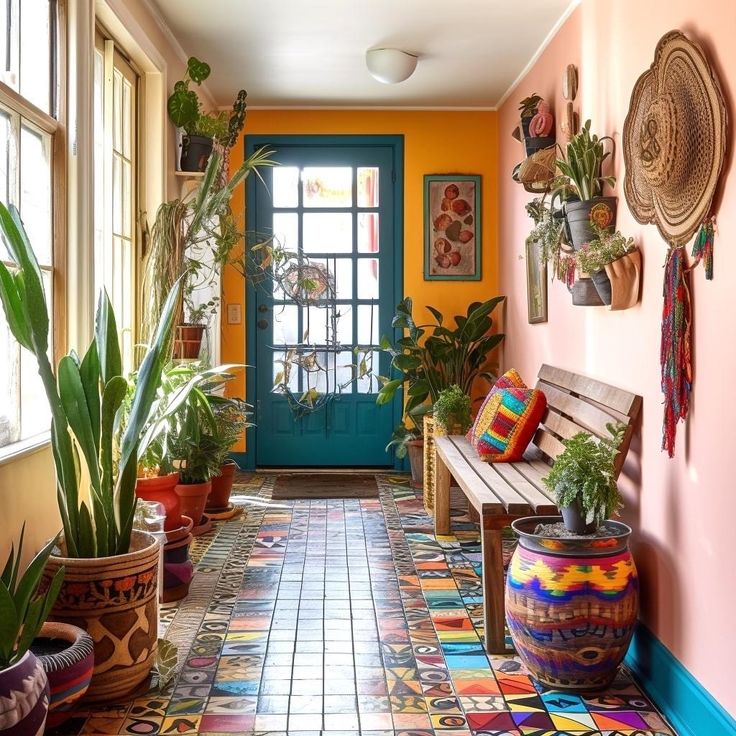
467, 368, 527, 447
475, 387, 547, 462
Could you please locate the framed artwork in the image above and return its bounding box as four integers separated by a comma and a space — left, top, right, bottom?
424, 174, 481, 280
525, 238, 548, 323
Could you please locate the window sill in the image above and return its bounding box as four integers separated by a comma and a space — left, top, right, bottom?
0, 432, 52, 468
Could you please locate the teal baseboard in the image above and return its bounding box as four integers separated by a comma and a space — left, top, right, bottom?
625, 622, 736, 736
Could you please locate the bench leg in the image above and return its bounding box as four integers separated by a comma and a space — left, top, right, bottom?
434, 453, 451, 535
481, 521, 506, 654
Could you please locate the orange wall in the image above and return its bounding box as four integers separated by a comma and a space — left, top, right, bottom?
498, 1, 735, 714
222, 110, 500, 449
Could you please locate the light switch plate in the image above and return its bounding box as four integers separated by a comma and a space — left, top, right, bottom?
227, 303, 242, 324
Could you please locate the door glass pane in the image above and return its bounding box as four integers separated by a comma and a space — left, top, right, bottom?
357, 212, 379, 253
357, 167, 379, 207
0, 309, 20, 447
272, 304, 299, 345
20, 123, 52, 265
273, 166, 299, 207
273, 350, 299, 393
357, 304, 379, 345
312, 258, 352, 300
273, 212, 299, 252
19, 0, 51, 113
356, 351, 380, 393
304, 305, 352, 346
310, 351, 352, 393
303, 167, 352, 208
357, 259, 379, 299
303, 213, 352, 254
0, 110, 15, 260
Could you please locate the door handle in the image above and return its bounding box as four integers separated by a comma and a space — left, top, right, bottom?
258, 304, 269, 313
257, 319, 269, 330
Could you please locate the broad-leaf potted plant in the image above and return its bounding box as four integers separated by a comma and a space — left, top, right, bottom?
0, 203, 180, 703
555, 119, 617, 249
168, 57, 248, 171
0, 528, 64, 736
574, 226, 641, 308
505, 423, 639, 692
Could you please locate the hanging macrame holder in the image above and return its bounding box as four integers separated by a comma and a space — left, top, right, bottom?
623, 30, 727, 457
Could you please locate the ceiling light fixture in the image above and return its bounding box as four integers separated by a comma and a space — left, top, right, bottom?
366, 48, 418, 84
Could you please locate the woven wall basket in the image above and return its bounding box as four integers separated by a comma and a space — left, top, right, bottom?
622, 30, 727, 246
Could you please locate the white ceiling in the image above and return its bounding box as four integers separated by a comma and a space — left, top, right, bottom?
150, 0, 576, 108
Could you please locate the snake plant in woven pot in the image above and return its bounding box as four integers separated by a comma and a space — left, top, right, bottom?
0, 203, 180, 702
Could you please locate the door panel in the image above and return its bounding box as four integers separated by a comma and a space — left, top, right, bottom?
249, 138, 400, 468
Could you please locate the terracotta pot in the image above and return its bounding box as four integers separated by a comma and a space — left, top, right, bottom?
406, 438, 424, 488
42, 530, 160, 703
173, 323, 205, 359
33, 622, 94, 727
506, 516, 638, 692
136, 473, 181, 531
175, 480, 212, 527
206, 461, 238, 511
0, 651, 48, 735
163, 525, 194, 603
165, 515, 193, 545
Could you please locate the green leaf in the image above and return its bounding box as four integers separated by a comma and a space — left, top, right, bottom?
13, 534, 58, 627
156, 638, 179, 688
95, 292, 122, 386
167, 88, 199, 129
77, 502, 97, 558
79, 340, 101, 453
0, 581, 18, 665
0, 263, 32, 350
426, 306, 443, 325
376, 379, 402, 405
187, 56, 211, 83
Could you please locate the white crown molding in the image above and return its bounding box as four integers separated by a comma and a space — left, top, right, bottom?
245, 104, 498, 112
494, 0, 581, 110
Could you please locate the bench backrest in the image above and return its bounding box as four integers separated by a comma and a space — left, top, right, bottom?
530, 364, 643, 478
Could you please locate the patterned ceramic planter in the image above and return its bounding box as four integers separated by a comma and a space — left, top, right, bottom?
0, 651, 48, 736
42, 530, 160, 703
505, 516, 639, 692
206, 461, 238, 512
33, 622, 94, 727
163, 516, 194, 603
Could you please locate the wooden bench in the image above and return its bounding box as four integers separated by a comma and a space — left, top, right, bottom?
433, 364, 642, 653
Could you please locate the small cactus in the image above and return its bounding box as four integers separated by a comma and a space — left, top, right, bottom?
529, 100, 554, 137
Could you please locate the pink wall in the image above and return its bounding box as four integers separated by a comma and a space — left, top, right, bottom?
498, 0, 736, 714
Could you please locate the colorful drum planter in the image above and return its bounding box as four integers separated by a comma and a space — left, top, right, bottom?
163, 515, 194, 603
33, 622, 94, 727
42, 530, 160, 703
505, 516, 639, 692
0, 651, 48, 736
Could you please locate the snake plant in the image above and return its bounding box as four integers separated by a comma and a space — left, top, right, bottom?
0, 203, 180, 558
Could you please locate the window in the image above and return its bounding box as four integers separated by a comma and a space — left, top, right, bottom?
94, 30, 138, 370
0, 0, 59, 451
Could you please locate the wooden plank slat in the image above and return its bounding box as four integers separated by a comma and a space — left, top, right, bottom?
538, 364, 639, 416
434, 437, 506, 514
542, 410, 590, 441
537, 381, 628, 438
491, 462, 558, 514
532, 427, 566, 462
447, 436, 531, 515
512, 459, 556, 503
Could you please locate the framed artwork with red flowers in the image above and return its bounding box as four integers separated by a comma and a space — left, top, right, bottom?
424, 174, 482, 280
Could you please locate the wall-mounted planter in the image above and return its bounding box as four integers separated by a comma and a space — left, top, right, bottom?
524, 135, 555, 157
607, 249, 642, 311
571, 276, 604, 306
564, 197, 618, 249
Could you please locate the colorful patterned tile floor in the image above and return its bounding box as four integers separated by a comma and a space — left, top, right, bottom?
52, 473, 676, 736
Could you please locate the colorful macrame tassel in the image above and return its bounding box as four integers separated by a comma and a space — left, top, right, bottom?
691, 217, 715, 280
661, 246, 692, 458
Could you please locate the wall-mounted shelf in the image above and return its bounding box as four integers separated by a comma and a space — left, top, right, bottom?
174, 170, 206, 178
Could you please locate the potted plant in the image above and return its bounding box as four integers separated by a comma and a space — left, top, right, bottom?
168, 57, 248, 172
377, 296, 505, 490
206, 396, 252, 512
433, 385, 472, 435
0, 527, 64, 735
555, 119, 617, 249
505, 423, 639, 692
525, 196, 565, 272
574, 226, 641, 308
0, 203, 180, 703
518, 93, 542, 154
520, 95, 555, 156
141, 146, 275, 358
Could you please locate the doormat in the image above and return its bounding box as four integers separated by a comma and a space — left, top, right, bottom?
271, 473, 379, 500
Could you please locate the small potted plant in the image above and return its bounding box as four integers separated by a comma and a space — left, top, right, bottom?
433, 385, 472, 435
505, 423, 639, 692
525, 196, 564, 271
207, 397, 252, 512
168, 57, 248, 171
574, 226, 641, 308
518, 93, 542, 154
555, 119, 617, 249
0, 527, 64, 736
384, 416, 425, 487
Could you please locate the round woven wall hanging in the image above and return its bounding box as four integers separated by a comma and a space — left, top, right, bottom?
623, 30, 727, 246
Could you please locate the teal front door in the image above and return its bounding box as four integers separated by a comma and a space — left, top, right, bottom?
247, 136, 403, 468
